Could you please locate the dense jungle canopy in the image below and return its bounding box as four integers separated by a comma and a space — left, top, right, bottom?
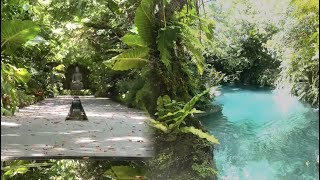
1, 0, 319, 179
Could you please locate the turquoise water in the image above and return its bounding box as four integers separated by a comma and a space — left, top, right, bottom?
201, 85, 319, 180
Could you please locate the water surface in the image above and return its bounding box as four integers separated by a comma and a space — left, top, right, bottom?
201, 85, 319, 180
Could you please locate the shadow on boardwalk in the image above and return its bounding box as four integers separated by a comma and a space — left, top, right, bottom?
1, 96, 154, 161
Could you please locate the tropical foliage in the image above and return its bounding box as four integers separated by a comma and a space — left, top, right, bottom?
1, 0, 319, 179
149, 90, 219, 144
1, 160, 146, 180
104, 0, 218, 116
268, 0, 319, 106
205, 0, 318, 107
1, 19, 39, 114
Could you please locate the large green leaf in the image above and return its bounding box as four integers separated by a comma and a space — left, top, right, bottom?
183, 89, 209, 112
1, 20, 40, 54
180, 126, 219, 144
180, 24, 206, 75
148, 119, 169, 133
202, 23, 215, 40
156, 95, 172, 112
104, 47, 149, 70
107, 0, 120, 14
134, 0, 156, 45
121, 34, 146, 47
1, 63, 30, 84
159, 110, 184, 121
157, 26, 180, 69
185, 41, 205, 75
183, 25, 205, 51
13, 68, 31, 83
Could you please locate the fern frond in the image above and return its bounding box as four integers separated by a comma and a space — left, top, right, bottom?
134, 0, 156, 45
158, 110, 184, 121
179, 23, 206, 75
183, 25, 205, 50
106, 49, 125, 53
148, 119, 169, 133
185, 40, 205, 75
180, 126, 219, 144
183, 89, 209, 112
157, 26, 180, 69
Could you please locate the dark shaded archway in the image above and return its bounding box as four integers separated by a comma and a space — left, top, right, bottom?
63, 64, 90, 89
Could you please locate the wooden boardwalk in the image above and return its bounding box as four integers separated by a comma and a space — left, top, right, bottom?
1, 96, 153, 160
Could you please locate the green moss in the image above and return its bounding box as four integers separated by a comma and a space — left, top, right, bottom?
147, 130, 218, 180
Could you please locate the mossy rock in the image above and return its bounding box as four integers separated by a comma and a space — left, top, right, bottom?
147, 130, 218, 180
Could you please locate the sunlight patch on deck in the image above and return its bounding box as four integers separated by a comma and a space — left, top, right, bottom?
1, 96, 154, 160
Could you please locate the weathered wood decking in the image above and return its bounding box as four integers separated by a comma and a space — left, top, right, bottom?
1, 96, 153, 160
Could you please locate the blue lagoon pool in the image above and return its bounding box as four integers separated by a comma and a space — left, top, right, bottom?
201, 85, 319, 180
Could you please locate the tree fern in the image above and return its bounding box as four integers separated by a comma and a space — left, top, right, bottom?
104, 47, 149, 70
134, 0, 156, 45
1, 20, 40, 54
